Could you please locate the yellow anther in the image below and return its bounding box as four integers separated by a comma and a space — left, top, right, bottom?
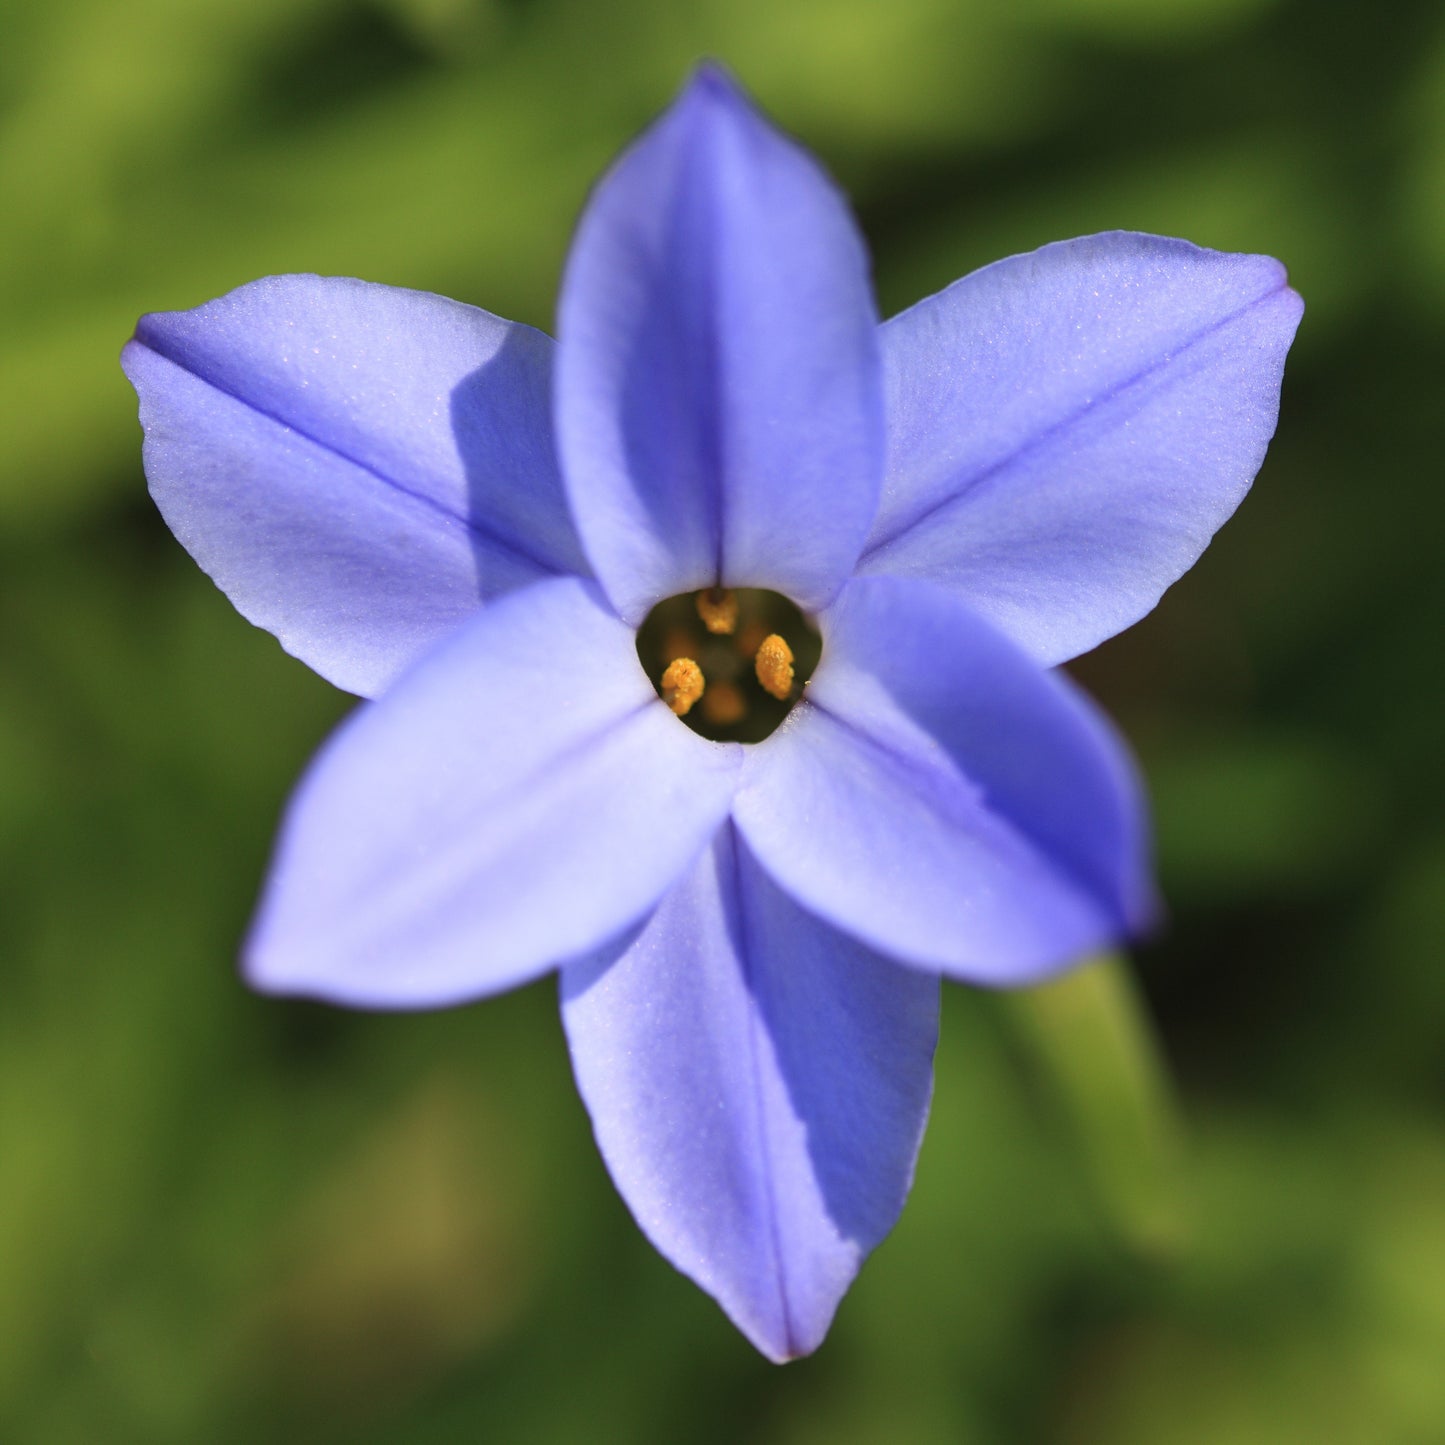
695, 588, 739, 635
701, 680, 746, 727
754, 634, 795, 701
661, 657, 705, 717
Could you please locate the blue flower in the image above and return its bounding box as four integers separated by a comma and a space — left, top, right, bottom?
121, 65, 1301, 1361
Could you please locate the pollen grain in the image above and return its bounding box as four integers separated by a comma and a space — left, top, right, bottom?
661, 657, 705, 717
754, 634, 795, 701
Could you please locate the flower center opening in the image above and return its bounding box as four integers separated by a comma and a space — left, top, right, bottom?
636, 588, 821, 742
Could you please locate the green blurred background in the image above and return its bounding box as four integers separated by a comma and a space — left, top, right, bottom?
3, 0, 1443, 1439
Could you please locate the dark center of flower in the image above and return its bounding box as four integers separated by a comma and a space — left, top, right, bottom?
636, 588, 821, 742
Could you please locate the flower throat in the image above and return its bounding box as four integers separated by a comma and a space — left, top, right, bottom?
636, 588, 821, 743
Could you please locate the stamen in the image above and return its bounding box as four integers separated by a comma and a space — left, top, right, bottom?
660, 657, 705, 717
636, 587, 819, 741
695, 588, 739, 635
754, 634, 795, 701
701, 680, 746, 727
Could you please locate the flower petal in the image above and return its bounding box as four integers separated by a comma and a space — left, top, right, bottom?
561, 824, 937, 1362
857, 233, 1304, 664
734, 575, 1155, 985
123, 275, 588, 698
245, 577, 741, 1007
555, 65, 883, 625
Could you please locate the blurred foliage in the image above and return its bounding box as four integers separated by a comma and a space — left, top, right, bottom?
2, 0, 1443, 1440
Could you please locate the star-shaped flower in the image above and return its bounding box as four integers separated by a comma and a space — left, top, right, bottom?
121, 65, 1301, 1361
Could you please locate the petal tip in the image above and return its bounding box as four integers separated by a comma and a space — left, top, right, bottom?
127, 307, 180, 358
239, 915, 311, 1001
726, 1295, 833, 1366
240, 895, 360, 1008
674, 59, 770, 144
118, 333, 147, 385
1280, 278, 1307, 326
756, 1336, 819, 1367
684, 57, 746, 107
239, 950, 309, 1005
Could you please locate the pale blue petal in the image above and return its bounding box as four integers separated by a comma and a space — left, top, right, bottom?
562, 825, 937, 1361
858, 233, 1303, 664
245, 577, 741, 1007
734, 576, 1155, 984
555, 65, 883, 625
124, 275, 588, 697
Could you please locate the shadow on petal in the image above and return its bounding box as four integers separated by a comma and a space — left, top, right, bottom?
449, 324, 592, 593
